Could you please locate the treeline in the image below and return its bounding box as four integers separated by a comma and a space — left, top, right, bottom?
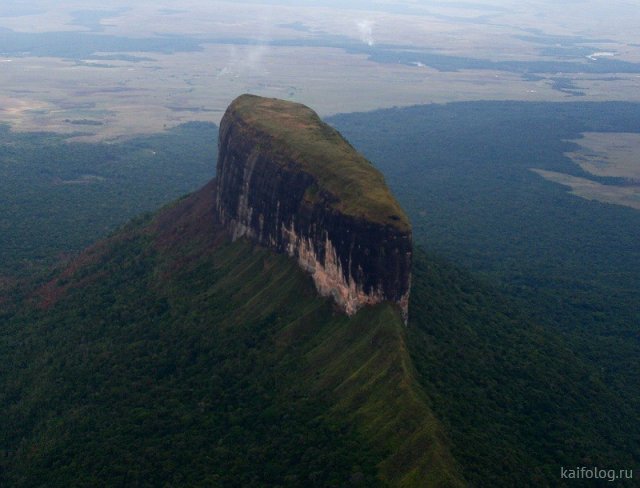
0, 122, 217, 278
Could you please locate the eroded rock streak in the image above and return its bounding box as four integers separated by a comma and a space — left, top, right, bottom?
215, 100, 412, 319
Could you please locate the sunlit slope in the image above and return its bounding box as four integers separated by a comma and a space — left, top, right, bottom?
0, 181, 462, 487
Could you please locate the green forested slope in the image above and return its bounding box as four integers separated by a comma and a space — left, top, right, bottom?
2, 179, 635, 487
408, 251, 638, 487
2, 101, 638, 486
0, 181, 463, 487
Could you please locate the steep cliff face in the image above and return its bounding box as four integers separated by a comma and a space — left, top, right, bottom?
215, 94, 412, 319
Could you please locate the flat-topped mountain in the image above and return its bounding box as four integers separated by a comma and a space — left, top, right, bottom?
3, 178, 462, 488
216, 94, 412, 319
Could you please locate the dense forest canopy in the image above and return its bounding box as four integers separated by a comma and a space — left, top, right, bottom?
1, 100, 638, 485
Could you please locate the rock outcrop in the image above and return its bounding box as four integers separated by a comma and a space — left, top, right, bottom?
215, 94, 412, 320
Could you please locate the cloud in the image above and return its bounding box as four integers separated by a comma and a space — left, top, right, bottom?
218, 11, 273, 77
356, 19, 375, 46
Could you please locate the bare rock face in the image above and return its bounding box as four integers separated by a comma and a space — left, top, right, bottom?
215, 94, 412, 320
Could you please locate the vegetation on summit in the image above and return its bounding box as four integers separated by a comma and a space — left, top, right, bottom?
226, 94, 409, 230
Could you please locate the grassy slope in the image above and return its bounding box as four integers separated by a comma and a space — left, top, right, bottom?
228, 94, 409, 230
0, 181, 462, 487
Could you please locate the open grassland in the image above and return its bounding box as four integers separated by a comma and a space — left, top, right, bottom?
1, 1, 640, 140
531, 168, 640, 210
0, 47, 586, 141
532, 131, 640, 210
566, 132, 640, 179
3, 47, 639, 141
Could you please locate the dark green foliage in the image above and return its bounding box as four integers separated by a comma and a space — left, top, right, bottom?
2, 100, 640, 485
0, 232, 382, 487
328, 102, 640, 485
0, 122, 216, 277
365, 48, 640, 75
0, 177, 468, 486
408, 250, 638, 487
329, 104, 640, 380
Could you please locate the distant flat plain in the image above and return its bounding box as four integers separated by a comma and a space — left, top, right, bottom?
1, 0, 640, 141
566, 132, 640, 180
531, 132, 640, 210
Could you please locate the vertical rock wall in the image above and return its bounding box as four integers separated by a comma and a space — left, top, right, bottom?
215, 96, 412, 320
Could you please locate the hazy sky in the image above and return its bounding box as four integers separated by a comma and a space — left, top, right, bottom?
0, 0, 636, 42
